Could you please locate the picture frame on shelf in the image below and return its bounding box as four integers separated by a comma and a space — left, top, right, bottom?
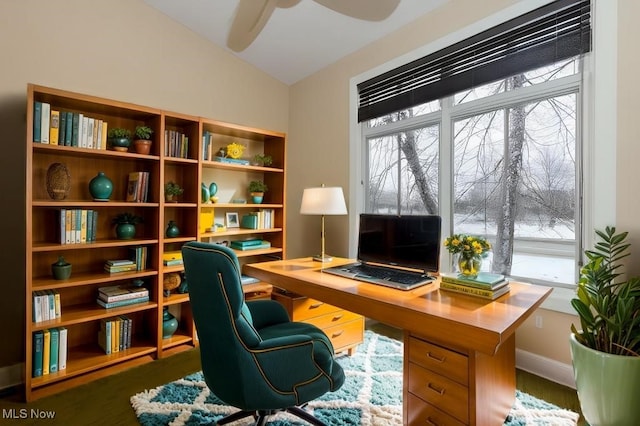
225, 212, 240, 228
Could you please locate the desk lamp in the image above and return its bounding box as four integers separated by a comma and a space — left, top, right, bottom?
300, 185, 347, 262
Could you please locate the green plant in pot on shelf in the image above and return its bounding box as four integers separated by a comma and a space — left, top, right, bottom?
164, 181, 184, 202
112, 212, 143, 240
133, 125, 154, 155
107, 128, 132, 152
570, 226, 640, 426
251, 153, 273, 167
248, 180, 268, 204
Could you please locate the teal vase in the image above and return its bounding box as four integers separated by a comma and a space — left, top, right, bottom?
162, 307, 178, 339
165, 220, 180, 238
201, 183, 210, 203
89, 172, 113, 201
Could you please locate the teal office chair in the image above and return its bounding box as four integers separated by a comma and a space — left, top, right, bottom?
182, 242, 345, 425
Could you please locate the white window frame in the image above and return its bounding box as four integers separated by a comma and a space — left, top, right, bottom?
349, 0, 617, 314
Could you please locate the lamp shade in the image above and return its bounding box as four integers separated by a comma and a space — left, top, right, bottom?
300, 187, 347, 216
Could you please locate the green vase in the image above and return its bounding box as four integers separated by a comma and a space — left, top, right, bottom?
51, 256, 72, 280
570, 333, 640, 425
165, 220, 180, 238
162, 307, 178, 339
89, 172, 113, 201
116, 223, 136, 239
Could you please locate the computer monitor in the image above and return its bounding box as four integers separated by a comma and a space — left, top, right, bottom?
357, 214, 442, 273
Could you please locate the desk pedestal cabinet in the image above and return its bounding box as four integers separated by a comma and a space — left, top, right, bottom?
271, 288, 363, 355
405, 331, 515, 425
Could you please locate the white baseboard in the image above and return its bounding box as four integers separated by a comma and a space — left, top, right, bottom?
0, 363, 23, 391
516, 348, 576, 389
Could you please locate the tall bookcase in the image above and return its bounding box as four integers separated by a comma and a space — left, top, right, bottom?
25, 84, 286, 401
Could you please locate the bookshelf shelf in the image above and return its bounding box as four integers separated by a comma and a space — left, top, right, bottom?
25, 83, 287, 401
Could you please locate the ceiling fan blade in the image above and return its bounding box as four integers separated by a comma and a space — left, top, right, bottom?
312, 0, 401, 21
227, 0, 278, 52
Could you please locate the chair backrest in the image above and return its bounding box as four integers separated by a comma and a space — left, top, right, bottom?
181, 242, 263, 404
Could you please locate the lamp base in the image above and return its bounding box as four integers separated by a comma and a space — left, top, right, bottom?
312, 254, 333, 262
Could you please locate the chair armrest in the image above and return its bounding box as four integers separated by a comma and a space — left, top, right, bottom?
246, 299, 290, 329
253, 335, 330, 389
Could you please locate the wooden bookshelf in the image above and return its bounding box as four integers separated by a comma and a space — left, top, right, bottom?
25, 84, 287, 400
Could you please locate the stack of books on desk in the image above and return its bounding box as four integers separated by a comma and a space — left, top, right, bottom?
439, 272, 510, 300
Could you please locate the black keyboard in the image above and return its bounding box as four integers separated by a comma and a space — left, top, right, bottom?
348, 263, 430, 285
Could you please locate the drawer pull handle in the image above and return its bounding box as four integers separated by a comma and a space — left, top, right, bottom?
309, 302, 324, 309
332, 330, 344, 338
426, 352, 446, 363
427, 382, 445, 395
426, 417, 440, 426
332, 314, 344, 321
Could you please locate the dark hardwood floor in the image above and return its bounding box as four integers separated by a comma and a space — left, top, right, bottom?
1, 323, 584, 425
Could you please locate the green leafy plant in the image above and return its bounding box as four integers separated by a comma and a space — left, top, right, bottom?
248, 180, 268, 193
107, 128, 132, 140
112, 212, 143, 225
252, 153, 273, 167
164, 181, 184, 196
134, 125, 153, 140
571, 226, 640, 356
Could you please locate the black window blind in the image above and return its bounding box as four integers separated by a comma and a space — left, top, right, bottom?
357, 0, 591, 122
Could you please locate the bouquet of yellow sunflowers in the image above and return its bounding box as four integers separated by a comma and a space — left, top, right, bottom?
443, 234, 491, 259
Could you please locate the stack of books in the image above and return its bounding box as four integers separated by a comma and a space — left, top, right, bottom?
439, 272, 510, 300
162, 250, 183, 267
230, 239, 271, 251
96, 284, 149, 309
104, 259, 138, 274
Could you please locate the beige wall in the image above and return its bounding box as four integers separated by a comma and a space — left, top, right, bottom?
286, 0, 636, 369
0, 0, 288, 370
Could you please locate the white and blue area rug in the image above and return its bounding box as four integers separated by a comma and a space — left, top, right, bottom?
131, 331, 579, 425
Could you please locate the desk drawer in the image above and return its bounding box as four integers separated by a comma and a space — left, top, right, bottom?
272, 291, 341, 320
323, 318, 364, 352
305, 310, 362, 330
408, 362, 468, 424
407, 392, 467, 426
408, 336, 468, 386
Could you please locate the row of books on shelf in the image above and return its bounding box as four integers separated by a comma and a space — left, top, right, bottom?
98, 315, 133, 354
165, 129, 189, 158
32, 327, 68, 377
229, 239, 271, 251
32, 290, 61, 323
33, 101, 108, 149
58, 209, 98, 245
241, 209, 275, 230
126, 171, 151, 202
439, 272, 510, 300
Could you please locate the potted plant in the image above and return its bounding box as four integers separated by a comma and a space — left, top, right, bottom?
251, 153, 273, 167
107, 128, 132, 152
133, 125, 153, 155
164, 181, 184, 202
570, 226, 640, 425
248, 180, 268, 204
112, 212, 143, 240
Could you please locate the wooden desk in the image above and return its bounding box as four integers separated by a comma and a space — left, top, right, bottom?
245, 257, 552, 426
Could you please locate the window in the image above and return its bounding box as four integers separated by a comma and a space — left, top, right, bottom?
362, 59, 582, 287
